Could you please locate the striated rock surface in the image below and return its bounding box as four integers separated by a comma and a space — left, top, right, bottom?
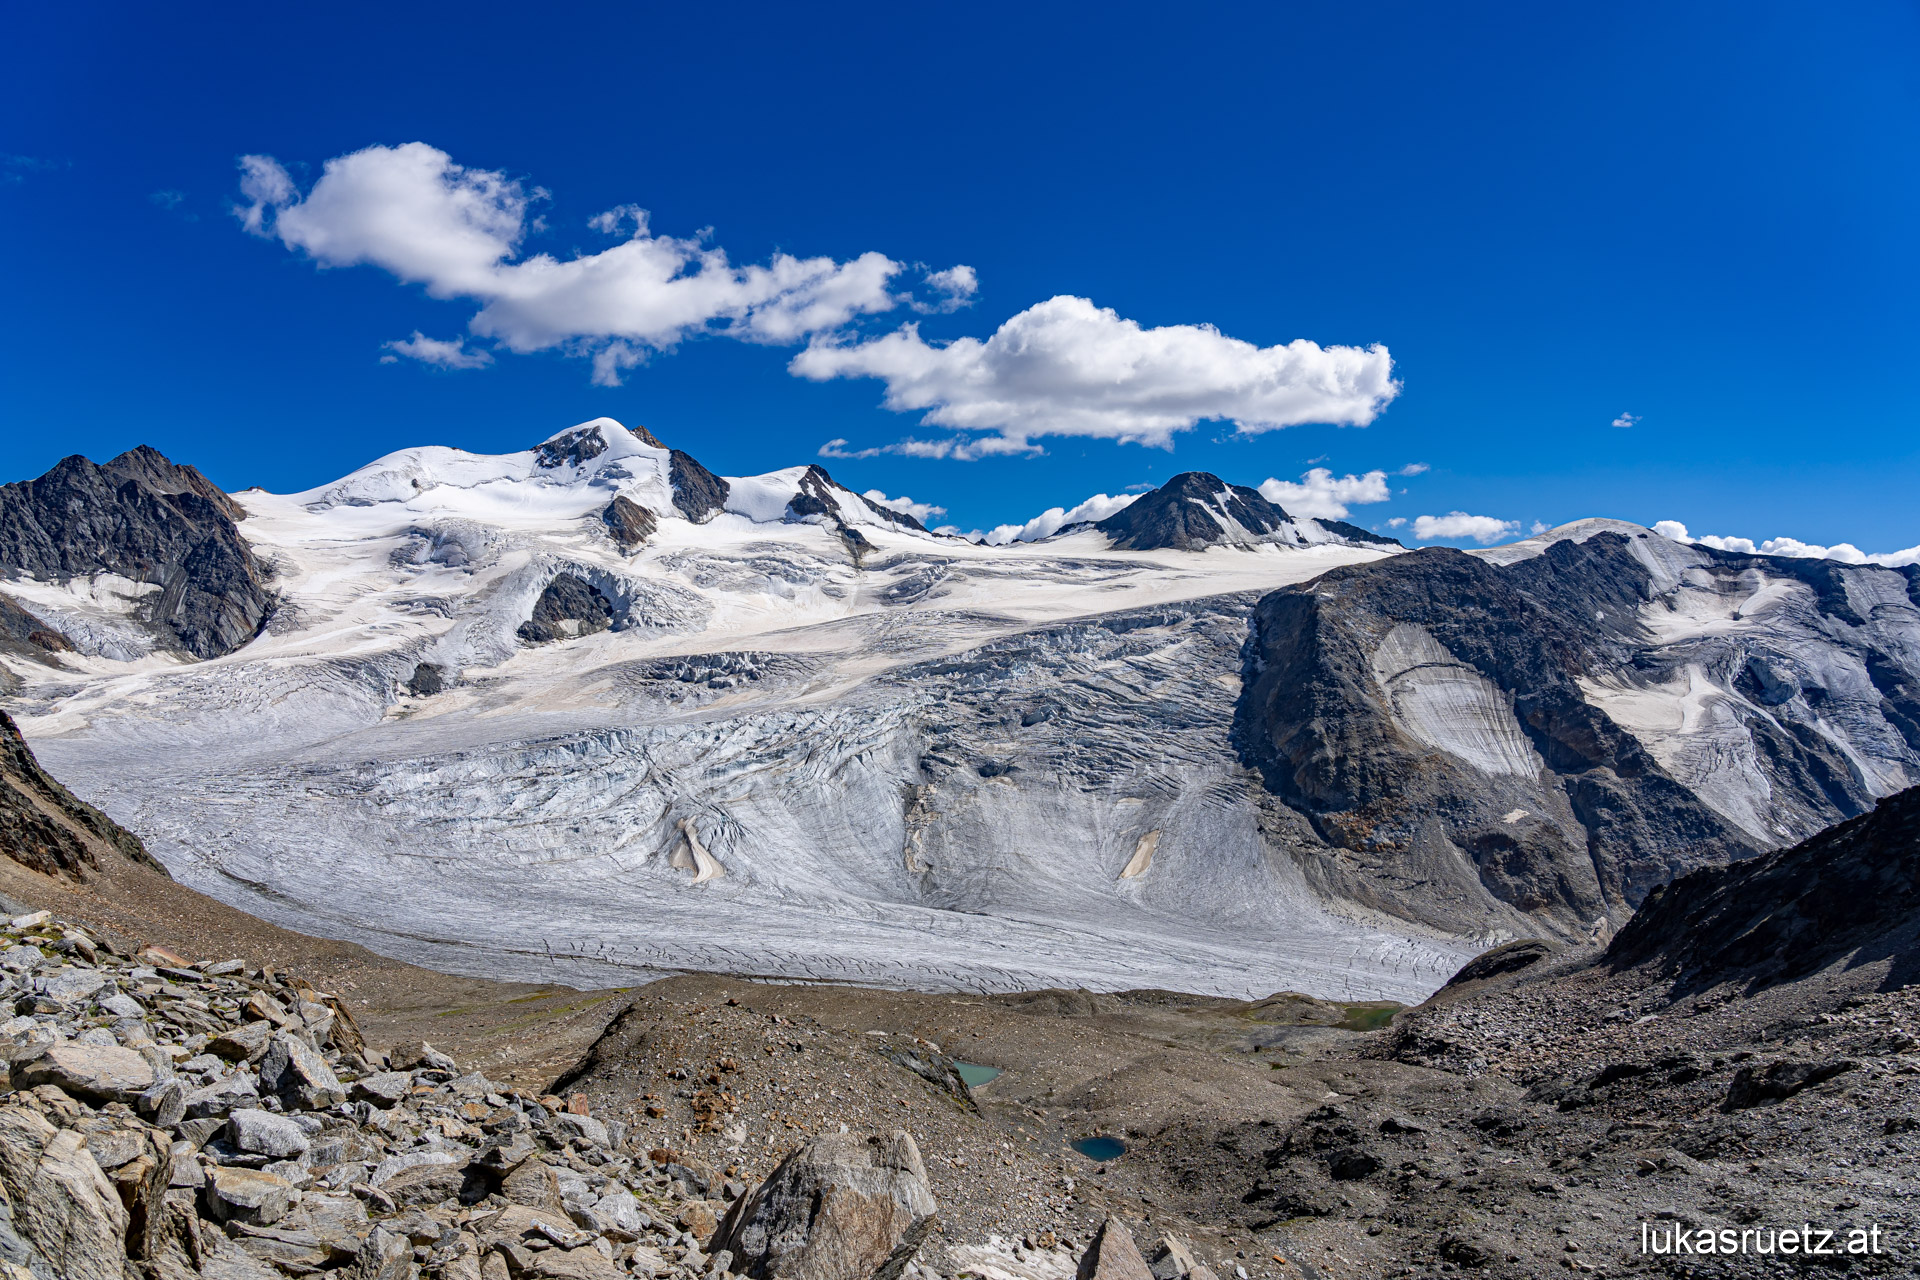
0, 445, 272, 659
602, 497, 657, 552
1236, 523, 1920, 940
668, 450, 729, 523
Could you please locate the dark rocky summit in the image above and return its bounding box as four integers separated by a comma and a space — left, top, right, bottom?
1093, 473, 1399, 551
669, 450, 730, 523
1, 709, 166, 880
0, 446, 272, 659
517, 573, 614, 644
603, 495, 658, 551
1096, 473, 1295, 551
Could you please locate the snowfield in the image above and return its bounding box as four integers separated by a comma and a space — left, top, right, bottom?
8, 420, 1472, 1001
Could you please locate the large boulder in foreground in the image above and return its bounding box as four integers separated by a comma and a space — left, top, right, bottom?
709, 1131, 937, 1280
0, 1104, 131, 1280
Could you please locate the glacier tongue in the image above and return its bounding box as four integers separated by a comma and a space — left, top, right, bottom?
11, 427, 1462, 1001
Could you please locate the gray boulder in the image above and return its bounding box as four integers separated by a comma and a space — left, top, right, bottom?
258, 1030, 346, 1110
14, 1041, 155, 1103
227, 1108, 311, 1160
710, 1130, 937, 1280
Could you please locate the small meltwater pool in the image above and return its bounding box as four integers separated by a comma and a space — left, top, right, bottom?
1071, 1136, 1126, 1162
954, 1061, 1001, 1087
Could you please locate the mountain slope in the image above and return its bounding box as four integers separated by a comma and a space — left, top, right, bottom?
1093, 472, 1399, 551
1236, 519, 1920, 941
0, 445, 273, 659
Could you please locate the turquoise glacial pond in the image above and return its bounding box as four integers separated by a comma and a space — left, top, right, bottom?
954, 1061, 1001, 1087
1071, 1136, 1126, 1161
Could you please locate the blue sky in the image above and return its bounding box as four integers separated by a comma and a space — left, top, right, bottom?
4, 1, 1918, 551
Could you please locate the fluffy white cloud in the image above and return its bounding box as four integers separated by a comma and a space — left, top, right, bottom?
1257, 468, 1391, 519
1654, 521, 1920, 568
790, 295, 1399, 453
235, 143, 968, 385
913, 265, 978, 313
980, 492, 1141, 545
1611, 412, 1641, 428
862, 490, 947, 523
1411, 512, 1520, 544
380, 331, 493, 370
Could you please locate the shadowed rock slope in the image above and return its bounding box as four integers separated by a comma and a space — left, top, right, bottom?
1, 708, 167, 879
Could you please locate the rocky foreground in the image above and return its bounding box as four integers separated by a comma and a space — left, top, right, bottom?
0, 906, 1235, 1280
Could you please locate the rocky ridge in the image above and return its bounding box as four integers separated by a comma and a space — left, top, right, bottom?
0, 447, 274, 661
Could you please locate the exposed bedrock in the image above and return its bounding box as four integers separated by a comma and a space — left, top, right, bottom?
0, 446, 272, 658
1235, 528, 1920, 942
517, 573, 615, 644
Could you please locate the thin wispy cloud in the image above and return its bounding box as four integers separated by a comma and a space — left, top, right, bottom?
380, 331, 494, 370
1, 154, 67, 185
1611, 412, 1641, 428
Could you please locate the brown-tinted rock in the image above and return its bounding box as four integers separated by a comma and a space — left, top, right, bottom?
257, 1030, 346, 1110
500, 1158, 566, 1212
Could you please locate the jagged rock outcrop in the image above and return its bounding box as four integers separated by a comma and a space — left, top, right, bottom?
669, 451, 730, 523
603, 496, 658, 551
708, 1130, 937, 1280
517, 574, 614, 645
1236, 525, 1920, 941
1606, 782, 1920, 990
1076, 1216, 1152, 1280
0, 446, 272, 658
1, 710, 167, 880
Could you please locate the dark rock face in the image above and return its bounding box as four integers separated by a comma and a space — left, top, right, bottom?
404, 663, 447, 697
516, 574, 613, 644
602, 496, 657, 551
1237, 537, 1759, 938
669, 450, 730, 523
1439, 939, 1554, 990
1607, 783, 1920, 992
1097, 473, 1293, 551
1, 709, 168, 880
1237, 528, 1920, 940
0, 446, 272, 659
532, 425, 610, 470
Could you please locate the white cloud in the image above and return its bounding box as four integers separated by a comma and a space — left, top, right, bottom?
1386, 517, 1407, 529
912, 264, 978, 313
790, 295, 1399, 454
862, 490, 947, 523
1611, 412, 1641, 428
1654, 520, 1920, 568
819, 435, 1038, 461
380, 331, 493, 370
1397, 462, 1429, 476
1411, 512, 1520, 544
234, 143, 957, 384
1257, 468, 1391, 519
981, 492, 1141, 545
1529, 520, 1549, 535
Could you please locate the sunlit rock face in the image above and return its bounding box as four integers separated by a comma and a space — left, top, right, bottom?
1238, 519, 1920, 942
